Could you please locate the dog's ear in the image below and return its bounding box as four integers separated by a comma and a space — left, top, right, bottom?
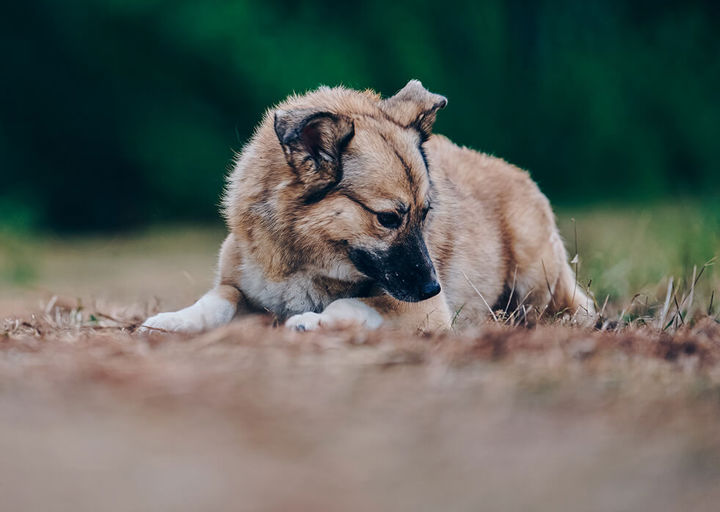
380, 80, 447, 140
274, 109, 354, 198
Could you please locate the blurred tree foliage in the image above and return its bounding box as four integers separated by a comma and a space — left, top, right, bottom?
1, 0, 718, 231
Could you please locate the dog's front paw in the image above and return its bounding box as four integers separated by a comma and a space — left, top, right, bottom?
285, 312, 322, 331
285, 299, 383, 331
139, 290, 238, 334
139, 311, 205, 333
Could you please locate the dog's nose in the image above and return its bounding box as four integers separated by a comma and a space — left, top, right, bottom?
419, 280, 441, 300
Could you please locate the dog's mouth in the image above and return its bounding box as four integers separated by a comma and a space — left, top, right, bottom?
348, 230, 441, 303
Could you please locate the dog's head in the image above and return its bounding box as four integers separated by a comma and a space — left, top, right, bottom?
271, 80, 447, 302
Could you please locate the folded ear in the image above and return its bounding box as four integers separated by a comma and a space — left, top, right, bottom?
274, 109, 354, 198
380, 80, 447, 140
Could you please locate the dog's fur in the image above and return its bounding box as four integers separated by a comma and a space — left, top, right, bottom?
142, 80, 593, 333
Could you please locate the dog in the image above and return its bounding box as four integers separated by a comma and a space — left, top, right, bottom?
141, 80, 593, 333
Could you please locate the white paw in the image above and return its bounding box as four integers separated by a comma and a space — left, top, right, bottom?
139, 291, 237, 334
139, 310, 206, 333
285, 312, 322, 331
285, 299, 383, 331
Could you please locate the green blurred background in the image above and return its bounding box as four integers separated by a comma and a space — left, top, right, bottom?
1, 0, 719, 232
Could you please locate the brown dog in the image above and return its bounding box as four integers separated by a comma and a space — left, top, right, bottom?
141, 80, 593, 333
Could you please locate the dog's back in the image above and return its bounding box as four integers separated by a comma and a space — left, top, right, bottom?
424, 134, 593, 325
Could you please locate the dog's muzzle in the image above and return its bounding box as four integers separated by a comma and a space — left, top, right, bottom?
349, 228, 441, 303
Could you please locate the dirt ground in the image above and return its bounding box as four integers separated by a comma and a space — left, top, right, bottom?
2, 227, 720, 511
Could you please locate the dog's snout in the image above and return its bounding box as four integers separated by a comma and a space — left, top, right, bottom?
348, 227, 442, 303
419, 280, 441, 300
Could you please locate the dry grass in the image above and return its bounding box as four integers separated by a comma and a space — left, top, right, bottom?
2, 305, 720, 511
1, 203, 719, 511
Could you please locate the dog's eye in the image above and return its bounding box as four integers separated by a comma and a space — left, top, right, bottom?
421, 206, 431, 221
377, 212, 402, 229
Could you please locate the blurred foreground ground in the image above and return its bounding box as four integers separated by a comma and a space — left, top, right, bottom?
1, 202, 719, 511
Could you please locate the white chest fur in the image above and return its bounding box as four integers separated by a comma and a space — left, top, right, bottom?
238, 255, 361, 317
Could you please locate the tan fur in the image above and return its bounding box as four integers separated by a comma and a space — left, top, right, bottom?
142, 81, 593, 334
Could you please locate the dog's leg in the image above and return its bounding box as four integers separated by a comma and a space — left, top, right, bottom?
514, 229, 595, 325
285, 298, 384, 331
140, 285, 240, 333
285, 292, 452, 332
140, 234, 246, 333
366, 292, 452, 332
